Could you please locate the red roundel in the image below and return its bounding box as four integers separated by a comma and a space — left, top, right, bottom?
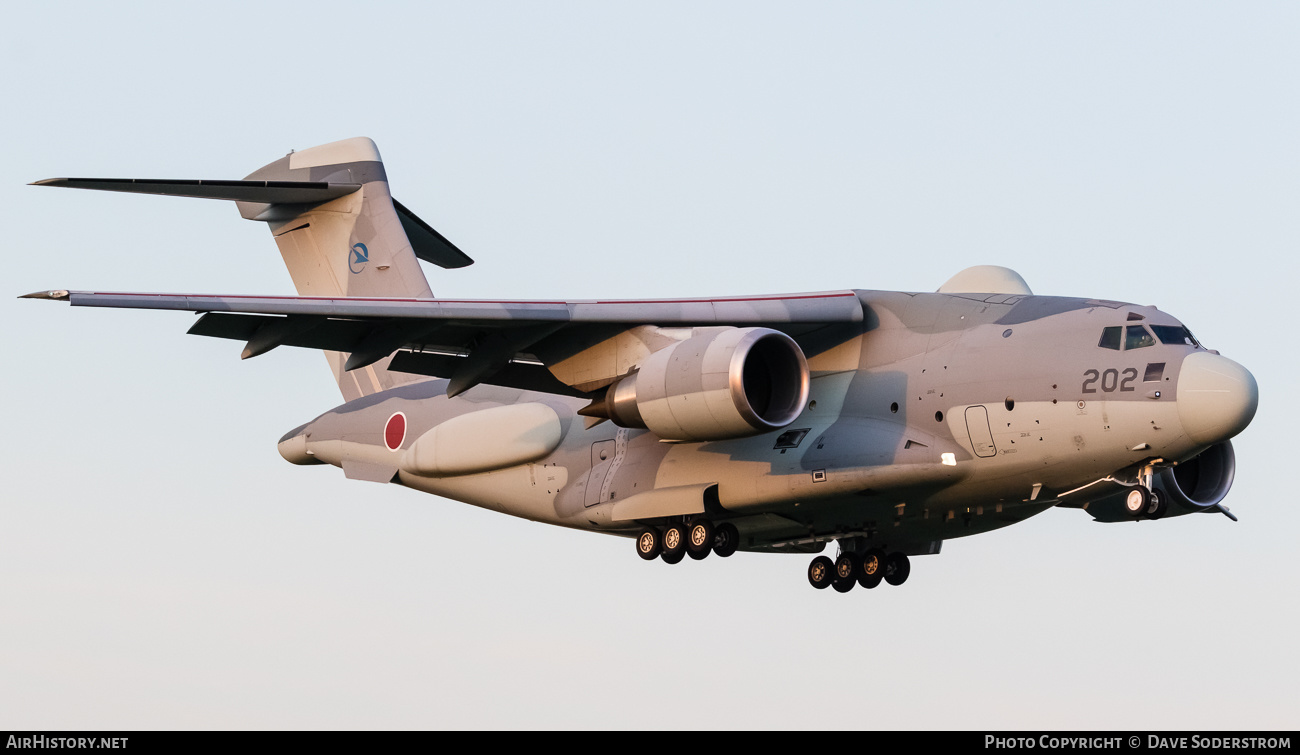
384, 412, 407, 451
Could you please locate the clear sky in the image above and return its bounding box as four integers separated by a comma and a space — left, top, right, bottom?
2, 1, 1297, 729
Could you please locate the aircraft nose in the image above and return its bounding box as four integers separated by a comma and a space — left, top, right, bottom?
1177, 352, 1258, 446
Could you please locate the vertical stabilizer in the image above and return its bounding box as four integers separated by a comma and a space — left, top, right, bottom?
239, 137, 433, 401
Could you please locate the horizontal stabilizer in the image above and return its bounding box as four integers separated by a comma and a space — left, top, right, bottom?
31, 177, 361, 205
32, 178, 473, 269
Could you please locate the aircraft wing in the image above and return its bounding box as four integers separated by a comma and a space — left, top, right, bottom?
22, 289, 863, 397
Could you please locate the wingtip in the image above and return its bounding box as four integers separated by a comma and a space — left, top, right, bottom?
19, 289, 70, 300
29, 178, 64, 187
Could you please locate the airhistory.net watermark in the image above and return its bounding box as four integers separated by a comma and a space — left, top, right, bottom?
6, 737, 127, 750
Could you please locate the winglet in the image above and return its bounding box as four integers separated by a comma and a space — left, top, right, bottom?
19, 289, 70, 300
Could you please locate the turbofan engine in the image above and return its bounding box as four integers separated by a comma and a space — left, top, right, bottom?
1154, 440, 1237, 513
590, 327, 810, 441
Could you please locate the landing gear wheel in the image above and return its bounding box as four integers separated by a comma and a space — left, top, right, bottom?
635, 528, 662, 561
1125, 487, 1151, 518
687, 518, 714, 555
661, 549, 685, 565
858, 549, 886, 589
712, 522, 740, 558
832, 552, 859, 593
808, 556, 834, 589
834, 552, 860, 583
662, 522, 687, 557
884, 552, 911, 586
687, 546, 710, 561
1145, 489, 1167, 520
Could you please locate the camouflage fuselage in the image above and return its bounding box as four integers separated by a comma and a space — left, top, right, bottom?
285, 288, 1243, 554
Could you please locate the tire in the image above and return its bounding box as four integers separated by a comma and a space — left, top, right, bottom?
661, 549, 685, 565
687, 518, 714, 554
635, 528, 661, 561
834, 552, 860, 582
712, 522, 740, 558
1146, 489, 1168, 520
832, 552, 859, 593
687, 546, 710, 560
662, 523, 687, 556
884, 552, 911, 586
1124, 487, 1151, 518
858, 549, 885, 589
808, 556, 835, 589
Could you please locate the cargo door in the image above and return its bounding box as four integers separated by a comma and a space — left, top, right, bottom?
964, 405, 997, 458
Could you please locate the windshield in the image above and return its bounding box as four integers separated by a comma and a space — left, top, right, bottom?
1125, 325, 1155, 350
1098, 326, 1121, 350
1149, 324, 1199, 347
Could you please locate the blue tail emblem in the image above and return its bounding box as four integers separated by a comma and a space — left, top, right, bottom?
348, 243, 369, 274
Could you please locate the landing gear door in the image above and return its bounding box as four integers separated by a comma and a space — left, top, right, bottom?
964, 405, 997, 458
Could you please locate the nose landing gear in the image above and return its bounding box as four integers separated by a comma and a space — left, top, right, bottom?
1125, 464, 1169, 520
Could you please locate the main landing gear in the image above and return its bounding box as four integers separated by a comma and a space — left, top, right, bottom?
635, 521, 915, 591
636, 518, 740, 563
808, 549, 911, 593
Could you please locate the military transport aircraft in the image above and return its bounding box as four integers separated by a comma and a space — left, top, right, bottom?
23, 137, 1259, 593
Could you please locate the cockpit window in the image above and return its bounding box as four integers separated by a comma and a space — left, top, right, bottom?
1098, 327, 1122, 350
1125, 325, 1156, 350
1150, 324, 1199, 347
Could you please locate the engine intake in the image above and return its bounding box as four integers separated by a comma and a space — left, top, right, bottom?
1155, 440, 1236, 512
600, 327, 809, 441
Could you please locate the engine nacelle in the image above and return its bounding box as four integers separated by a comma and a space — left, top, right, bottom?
1154, 440, 1237, 513
601, 327, 810, 441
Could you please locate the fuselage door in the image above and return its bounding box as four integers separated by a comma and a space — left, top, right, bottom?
964, 405, 997, 458
585, 440, 617, 507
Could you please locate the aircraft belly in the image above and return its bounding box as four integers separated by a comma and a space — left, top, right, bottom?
937, 399, 1186, 493
399, 463, 571, 524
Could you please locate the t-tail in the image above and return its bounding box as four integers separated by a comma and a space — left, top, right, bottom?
31, 137, 473, 401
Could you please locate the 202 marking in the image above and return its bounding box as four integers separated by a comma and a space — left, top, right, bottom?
1082, 368, 1137, 394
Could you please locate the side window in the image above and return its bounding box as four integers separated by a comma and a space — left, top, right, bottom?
1098, 327, 1122, 350
1125, 325, 1155, 350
